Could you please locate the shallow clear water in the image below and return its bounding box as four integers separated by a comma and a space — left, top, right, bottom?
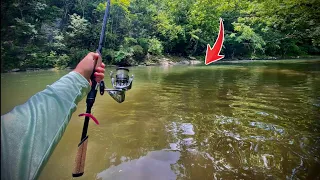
1, 60, 320, 179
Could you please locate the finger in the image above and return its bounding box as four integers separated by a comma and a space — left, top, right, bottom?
95, 67, 105, 73
100, 63, 105, 68
92, 52, 102, 69
96, 78, 103, 83
94, 72, 105, 80
95, 76, 104, 83
94, 72, 104, 78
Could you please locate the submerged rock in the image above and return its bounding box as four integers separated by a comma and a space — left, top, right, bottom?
146, 62, 157, 66
159, 57, 177, 66
178, 60, 190, 65
10, 68, 21, 72
188, 56, 197, 60
190, 60, 201, 65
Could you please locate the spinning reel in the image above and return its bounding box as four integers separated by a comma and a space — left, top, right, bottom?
99, 67, 134, 103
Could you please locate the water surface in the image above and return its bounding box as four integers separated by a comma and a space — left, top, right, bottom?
1, 60, 320, 179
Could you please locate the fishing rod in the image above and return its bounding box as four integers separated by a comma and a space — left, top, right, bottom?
72, 0, 133, 177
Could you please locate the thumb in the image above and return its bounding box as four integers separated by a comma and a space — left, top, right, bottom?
92, 52, 100, 61
91, 52, 102, 71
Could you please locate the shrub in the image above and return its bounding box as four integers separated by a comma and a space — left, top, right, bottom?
46, 51, 57, 67
148, 38, 163, 55
114, 47, 133, 63
138, 38, 149, 53
124, 37, 137, 46
55, 54, 70, 69
69, 48, 89, 67
23, 52, 55, 69
103, 48, 116, 64
132, 45, 145, 61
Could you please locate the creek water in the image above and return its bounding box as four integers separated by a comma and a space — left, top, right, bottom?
1, 59, 320, 179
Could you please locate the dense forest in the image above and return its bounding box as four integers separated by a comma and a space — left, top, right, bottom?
1, 0, 319, 72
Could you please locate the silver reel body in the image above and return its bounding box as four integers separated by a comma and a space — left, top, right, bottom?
100, 67, 134, 103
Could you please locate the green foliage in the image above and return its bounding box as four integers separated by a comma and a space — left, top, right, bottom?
67, 14, 89, 37
132, 45, 145, 61
124, 37, 137, 46
114, 46, 133, 63
137, 38, 149, 54
148, 38, 163, 55
51, 31, 67, 52
96, 2, 107, 12
21, 52, 54, 69
1, 42, 21, 71
46, 51, 57, 66
55, 54, 71, 69
103, 48, 116, 63
232, 23, 266, 56
69, 48, 89, 67
14, 18, 38, 37
153, 11, 184, 41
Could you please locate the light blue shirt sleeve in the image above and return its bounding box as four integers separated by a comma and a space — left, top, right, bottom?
1, 71, 91, 180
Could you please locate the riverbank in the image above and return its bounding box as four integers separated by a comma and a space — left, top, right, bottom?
3, 55, 320, 73
123, 54, 320, 66
3, 55, 203, 73
137, 55, 203, 66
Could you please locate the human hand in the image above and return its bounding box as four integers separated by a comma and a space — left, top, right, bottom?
73, 52, 105, 85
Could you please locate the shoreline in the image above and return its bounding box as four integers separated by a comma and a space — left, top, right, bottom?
3, 55, 320, 73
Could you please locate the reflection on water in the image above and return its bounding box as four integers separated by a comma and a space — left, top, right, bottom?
97, 150, 180, 180
1, 60, 320, 179
167, 122, 196, 151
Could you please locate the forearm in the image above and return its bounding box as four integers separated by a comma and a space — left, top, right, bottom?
1, 71, 90, 180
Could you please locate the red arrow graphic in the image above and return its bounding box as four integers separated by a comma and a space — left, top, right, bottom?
205, 18, 225, 65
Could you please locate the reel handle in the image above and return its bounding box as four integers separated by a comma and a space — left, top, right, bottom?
99, 81, 105, 95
